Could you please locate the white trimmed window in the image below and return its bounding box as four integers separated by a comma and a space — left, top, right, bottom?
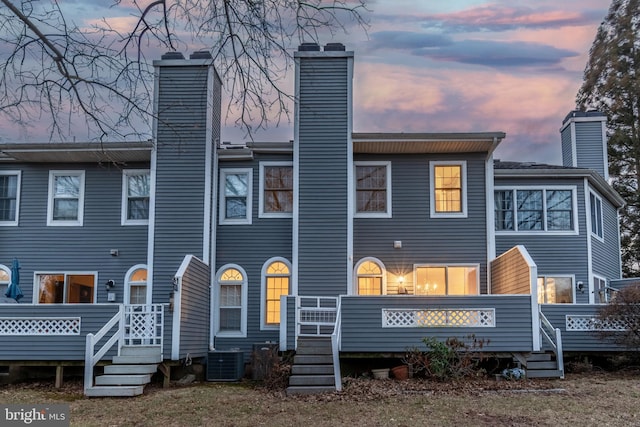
122, 170, 150, 225
593, 275, 610, 303
495, 187, 576, 233
414, 265, 479, 296
430, 161, 467, 218
0, 171, 20, 226
259, 162, 293, 218
36, 273, 96, 304
47, 171, 85, 226
219, 169, 252, 225
537, 275, 574, 304
355, 162, 391, 218
354, 258, 385, 295
214, 265, 247, 337
125, 265, 148, 305
261, 258, 291, 329
590, 192, 603, 240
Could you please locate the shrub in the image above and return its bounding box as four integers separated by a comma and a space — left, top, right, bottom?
402, 334, 490, 380
596, 285, 640, 350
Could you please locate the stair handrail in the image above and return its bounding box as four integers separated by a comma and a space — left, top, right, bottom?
539, 310, 564, 379
330, 297, 342, 391
84, 305, 125, 393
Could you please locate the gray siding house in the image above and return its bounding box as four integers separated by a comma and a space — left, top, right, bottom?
0, 44, 628, 394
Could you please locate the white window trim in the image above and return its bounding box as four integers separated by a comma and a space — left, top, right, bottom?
352, 257, 387, 296
430, 161, 467, 218
413, 263, 480, 295
123, 264, 148, 305
47, 170, 85, 226
354, 161, 392, 218
589, 191, 604, 242
592, 274, 608, 304
213, 264, 248, 338
219, 168, 253, 225
121, 169, 150, 226
0, 171, 20, 226
33, 271, 97, 304
538, 274, 575, 304
494, 186, 578, 235
0, 264, 10, 286
259, 162, 293, 218
260, 257, 291, 330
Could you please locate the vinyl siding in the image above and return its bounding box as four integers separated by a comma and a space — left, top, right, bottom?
494, 176, 590, 303
214, 154, 293, 354
354, 153, 488, 292
0, 304, 120, 360
339, 295, 534, 352
297, 56, 350, 296
561, 125, 574, 167
177, 256, 210, 359
591, 190, 622, 280
574, 121, 606, 178
0, 162, 149, 304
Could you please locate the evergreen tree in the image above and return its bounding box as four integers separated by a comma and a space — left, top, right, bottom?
577, 0, 640, 276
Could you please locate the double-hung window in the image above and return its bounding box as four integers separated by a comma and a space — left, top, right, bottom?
259, 163, 293, 217
261, 259, 291, 329
215, 266, 247, 337
590, 192, 603, 240
494, 187, 576, 233
47, 171, 85, 226
122, 170, 150, 225
430, 161, 467, 218
0, 171, 20, 225
220, 169, 252, 225
355, 162, 391, 217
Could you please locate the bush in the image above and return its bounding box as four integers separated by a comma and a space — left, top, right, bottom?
596, 285, 640, 350
402, 335, 490, 380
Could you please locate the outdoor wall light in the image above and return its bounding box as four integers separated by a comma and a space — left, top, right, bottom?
393, 240, 402, 249
105, 280, 115, 291
110, 249, 119, 257
577, 281, 585, 293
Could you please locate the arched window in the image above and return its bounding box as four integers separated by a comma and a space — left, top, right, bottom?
261, 258, 291, 329
125, 265, 147, 305
355, 258, 385, 295
215, 265, 247, 337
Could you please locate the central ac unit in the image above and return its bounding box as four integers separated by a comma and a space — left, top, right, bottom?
207, 351, 245, 381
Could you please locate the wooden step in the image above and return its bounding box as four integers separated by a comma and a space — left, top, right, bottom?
120, 345, 162, 357
289, 375, 334, 386
112, 354, 162, 364
526, 353, 553, 362
104, 364, 158, 375
291, 364, 334, 375
524, 369, 563, 378
95, 374, 151, 386
526, 361, 557, 370
85, 385, 144, 397
286, 385, 336, 396
293, 354, 333, 365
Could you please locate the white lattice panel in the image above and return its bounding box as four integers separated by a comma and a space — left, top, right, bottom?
566, 315, 625, 331
0, 317, 81, 335
382, 309, 495, 328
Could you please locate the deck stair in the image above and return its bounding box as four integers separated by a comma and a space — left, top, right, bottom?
85, 345, 161, 397
512, 352, 564, 379
286, 337, 336, 396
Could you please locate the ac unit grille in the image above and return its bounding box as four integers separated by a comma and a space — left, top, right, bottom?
207, 351, 244, 381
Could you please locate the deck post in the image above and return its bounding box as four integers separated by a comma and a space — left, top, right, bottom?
55, 365, 63, 389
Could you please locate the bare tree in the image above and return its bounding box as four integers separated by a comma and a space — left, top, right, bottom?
0, 0, 368, 142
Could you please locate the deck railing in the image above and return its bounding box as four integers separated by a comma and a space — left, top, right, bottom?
84, 304, 165, 392
539, 310, 564, 379
330, 298, 342, 391
296, 296, 338, 337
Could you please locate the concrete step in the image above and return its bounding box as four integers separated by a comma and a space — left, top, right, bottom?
120, 345, 162, 357
286, 385, 336, 396
112, 354, 162, 364
291, 364, 334, 375
95, 374, 151, 386
526, 361, 557, 370
289, 375, 334, 386
85, 385, 144, 397
525, 369, 563, 378
104, 364, 158, 375
293, 355, 333, 365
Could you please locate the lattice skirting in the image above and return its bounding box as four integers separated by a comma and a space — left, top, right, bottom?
382, 308, 495, 328
0, 317, 81, 335
566, 315, 625, 331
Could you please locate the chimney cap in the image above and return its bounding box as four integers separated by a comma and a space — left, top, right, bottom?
298, 42, 321, 52
161, 51, 185, 60
190, 50, 212, 60
324, 43, 345, 51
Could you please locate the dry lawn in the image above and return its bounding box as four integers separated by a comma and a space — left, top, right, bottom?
1, 371, 640, 426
